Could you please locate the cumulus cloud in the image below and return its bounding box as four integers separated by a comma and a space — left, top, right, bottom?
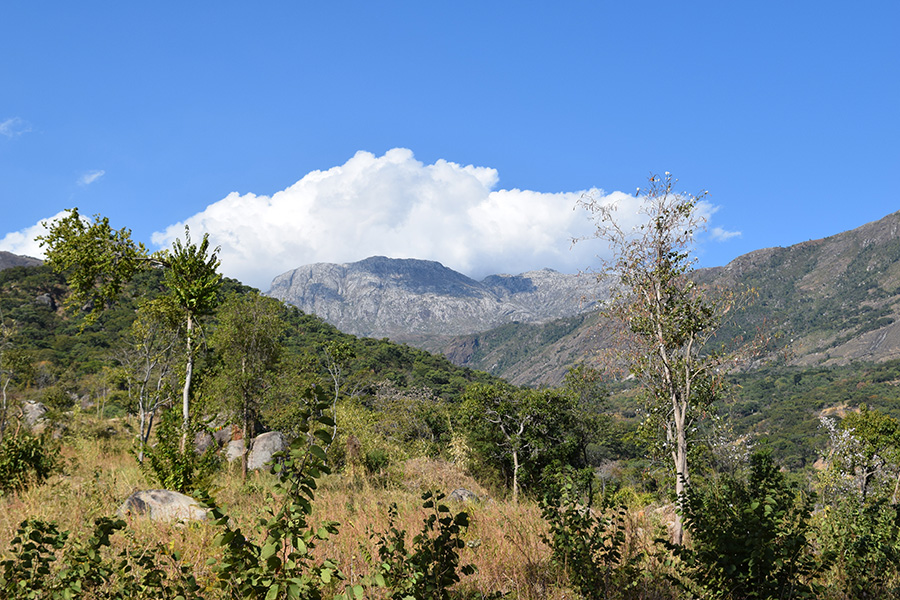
152, 148, 625, 290
0, 117, 32, 137
78, 170, 106, 186
710, 226, 741, 241
0, 210, 70, 259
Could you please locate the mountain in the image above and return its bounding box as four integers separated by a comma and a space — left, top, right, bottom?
267, 211, 900, 386
267, 256, 606, 338
0, 251, 42, 271
442, 210, 900, 384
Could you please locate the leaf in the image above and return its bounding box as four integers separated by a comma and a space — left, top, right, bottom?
265, 583, 280, 600
261, 542, 278, 560
309, 445, 327, 461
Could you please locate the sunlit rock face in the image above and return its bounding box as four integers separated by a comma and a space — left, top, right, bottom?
267, 256, 607, 338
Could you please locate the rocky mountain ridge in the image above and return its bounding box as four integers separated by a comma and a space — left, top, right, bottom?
268, 210, 900, 386
267, 256, 607, 338
444, 210, 900, 384
0, 251, 41, 271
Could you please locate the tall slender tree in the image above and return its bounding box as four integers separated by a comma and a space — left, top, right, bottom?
39, 210, 221, 446
578, 173, 738, 544
156, 227, 222, 448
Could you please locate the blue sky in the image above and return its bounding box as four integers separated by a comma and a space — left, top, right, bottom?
2, 2, 898, 290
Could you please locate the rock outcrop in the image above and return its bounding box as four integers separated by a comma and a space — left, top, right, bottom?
247, 431, 288, 470
267, 256, 606, 338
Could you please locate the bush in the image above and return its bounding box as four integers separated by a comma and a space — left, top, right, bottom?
367, 491, 476, 600
540, 477, 636, 600
0, 432, 59, 493
816, 496, 900, 598
141, 407, 219, 493
670, 451, 822, 599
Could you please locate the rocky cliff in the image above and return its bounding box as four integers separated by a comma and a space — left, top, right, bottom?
267, 256, 606, 338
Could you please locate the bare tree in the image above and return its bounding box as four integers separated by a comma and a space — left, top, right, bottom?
578, 173, 740, 544
117, 297, 181, 463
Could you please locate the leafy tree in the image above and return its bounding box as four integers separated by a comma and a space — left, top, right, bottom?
578, 173, 740, 544
37, 208, 147, 323
39, 210, 221, 444
210, 291, 285, 478
462, 383, 579, 501
156, 226, 222, 446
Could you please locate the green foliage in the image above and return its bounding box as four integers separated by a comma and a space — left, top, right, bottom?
141, 407, 219, 493
461, 383, 582, 499
670, 452, 822, 599
366, 492, 476, 600
815, 497, 900, 598
157, 226, 221, 322
209, 291, 285, 453
0, 516, 201, 599
540, 479, 636, 600
0, 432, 59, 494
202, 385, 343, 600
37, 208, 148, 324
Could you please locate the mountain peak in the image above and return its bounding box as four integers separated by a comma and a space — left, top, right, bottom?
267, 256, 604, 338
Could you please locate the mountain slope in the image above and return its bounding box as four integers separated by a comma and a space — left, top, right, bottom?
267, 256, 605, 338
0, 251, 41, 271
438, 210, 900, 384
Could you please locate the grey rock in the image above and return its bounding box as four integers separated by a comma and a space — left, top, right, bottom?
267, 256, 606, 338
34, 293, 57, 311
23, 401, 47, 428
117, 490, 207, 522
194, 431, 215, 454
225, 439, 245, 463
248, 431, 288, 470
448, 488, 479, 503
213, 425, 233, 446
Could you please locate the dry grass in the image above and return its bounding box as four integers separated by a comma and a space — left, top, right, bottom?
0, 429, 677, 599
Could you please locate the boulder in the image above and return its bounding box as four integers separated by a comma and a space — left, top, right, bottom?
117, 490, 207, 522
448, 488, 479, 503
248, 431, 288, 470
23, 401, 47, 428
225, 439, 245, 463
194, 431, 215, 454
213, 425, 233, 447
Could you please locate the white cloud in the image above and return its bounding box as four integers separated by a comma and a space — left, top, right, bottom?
152, 148, 619, 290
0, 210, 71, 259
0, 117, 32, 137
710, 226, 742, 241
78, 170, 106, 186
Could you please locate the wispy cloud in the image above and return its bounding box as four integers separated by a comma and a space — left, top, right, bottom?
710, 226, 742, 241
78, 170, 106, 186
0, 117, 32, 137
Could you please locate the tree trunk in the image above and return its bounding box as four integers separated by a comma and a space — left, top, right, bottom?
672, 407, 689, 546
181, 313, 193, 452
512, 448, 520, 503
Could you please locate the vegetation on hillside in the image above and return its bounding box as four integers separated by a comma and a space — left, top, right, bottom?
1, 201, 900, 598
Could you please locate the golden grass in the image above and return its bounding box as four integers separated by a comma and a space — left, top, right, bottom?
0, 431, 678, 599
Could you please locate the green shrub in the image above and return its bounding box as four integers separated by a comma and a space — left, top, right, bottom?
816, 497, 900, 598
367, 491, 476, 600
670, 451, 823, 599
141, 407, 219, 493
540, 478, 636, 600
0, 432, 59, 493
